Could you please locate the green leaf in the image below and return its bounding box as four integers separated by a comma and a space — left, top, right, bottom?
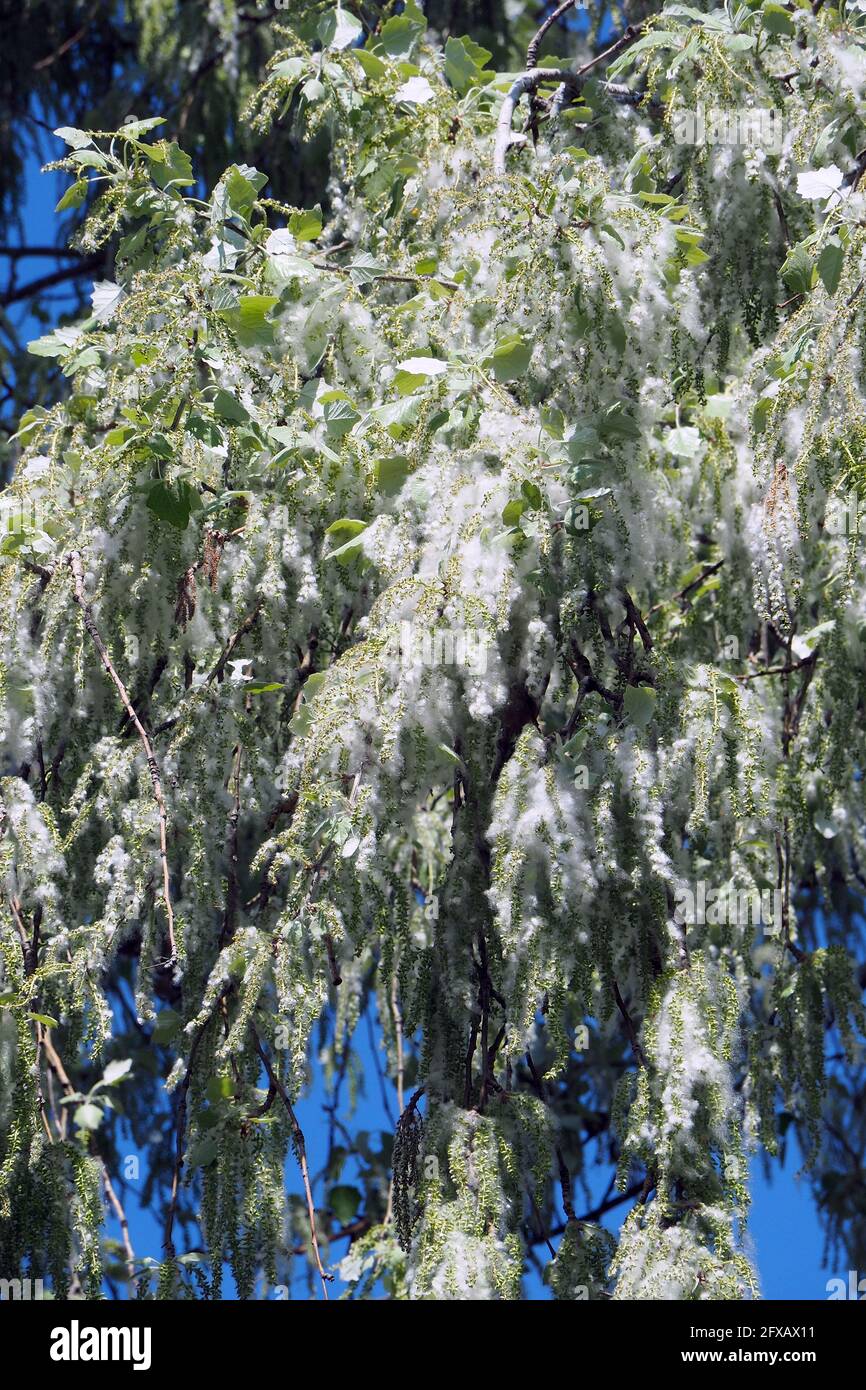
598, 404, 641, 442
488, 331, 532, 382
186, 415, 224, 447
301, 673, 328, 704
502, 497, 527, 526
354, 48, 387, 79
521, 480, 542, 511
301, 77, 326, 105
326, 518, 368, 542
117, 116, 166, 139
271, 56, 306, 82
666, 426, 702, 459
376, 455, 409, 495
105, 424, 138, 448
566, 424, 601, 462
326, 537, 368, 564
289, 206, 323, 242
817, 239, 844, 295
248, 681, 286, 694
289, 704, 313, 738
325, 520, 369, 563
560, 729, 589, 761
606, 312, 625, 353
371, 397, 423, 438
373, 10, 426, 59
329, 1184, 362, 1222
153, 1010, 182, 1044
205, 1075, 234, 1103
607, 32, 681, 76
541, 404, 565, 439
68, 150, 108, 170
623, 685, 657, 727
146, 431, 174, 460
224, 164, 267, 219
102, 1058, 133, 1086
393, 355, 448, 394
55, 179, 87, 213
444, 34, 492, 93
318, 6, 363, 50
27, 328, 79, 358
781, 243, 814, 296
147, 481, 200, 530
323, 396, 360, 439
187, 1136, 219, 1168
349, 253, 386, 286
762, 2, 796, 34
212, 390, 250, 424
438, 742, 464, 766
74, 1103, 103, 1132
152, 142, 195, 188
54, 127, 93, 149
28, 1012, 59, 1028
218, 294, 279, 348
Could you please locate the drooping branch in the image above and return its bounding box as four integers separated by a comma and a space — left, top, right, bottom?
251, 1027, 331, 1300
66, 551, 177, 964
163, 983, 233, 1262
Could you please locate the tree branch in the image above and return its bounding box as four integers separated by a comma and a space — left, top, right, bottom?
67, 552, 176, 964
163, 986, 232, 1262
1, 253, 105, 308
526, 0, 579, 71
613, 979, 648, 1069
251, 1027, 331, 1299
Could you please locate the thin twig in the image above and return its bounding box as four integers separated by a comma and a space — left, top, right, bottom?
163, 985, 232, 1261
525, 1050, 576, 1221
251, 1028, 330, 1300
218, 745, 242, 949
613, 979, 648, 1069
67, 552, 176, 963
648, 559, 724, 618
207, 599, 264, 684
735, 654, 817, 682
102, 1165, 137, 1284
526, 0, 579, 70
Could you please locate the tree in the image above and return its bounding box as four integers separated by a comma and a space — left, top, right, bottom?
0, 0, 574, 460
1, 0, 866, 1301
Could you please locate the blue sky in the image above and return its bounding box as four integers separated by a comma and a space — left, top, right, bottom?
97, 1010, 831, 1300
7, 107, 838, 1305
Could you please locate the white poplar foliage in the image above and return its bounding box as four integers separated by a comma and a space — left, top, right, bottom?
1, 1, 866, 1299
